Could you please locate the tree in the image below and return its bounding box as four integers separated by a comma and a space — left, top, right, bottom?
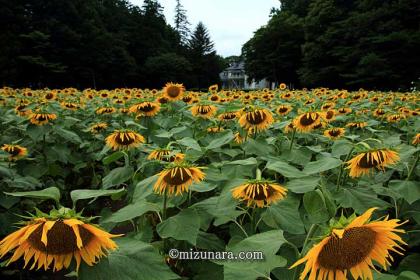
188, 22, 215, 56
174, 0, 190, 45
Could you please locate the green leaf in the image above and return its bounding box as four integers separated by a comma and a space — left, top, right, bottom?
102, 166, 134, 189
335, 186, 390, 214
225, 157, 258, 166
177, 137, 202, 151
71, 188, 126, 205
156, 208, 201, 245
103, 151, 126, 165
102, 201, 160, 224
265, 160, 306, 178
389, 180, 420, 204
4, 187, 60, 204
286, 176, 320, 193
55, 127, 82, 144
78, 238, 178, 280
206, 131, 234, 150
303, 190, 330, 223
303, 157, 342, 175
262, 195, 305, 234
220, 230, 287, 280
133, 175, 157, 201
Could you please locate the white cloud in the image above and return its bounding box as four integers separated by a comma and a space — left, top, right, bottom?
130, 0, 279, 56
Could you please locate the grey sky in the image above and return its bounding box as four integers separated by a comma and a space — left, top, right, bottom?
130, 0, 279, 57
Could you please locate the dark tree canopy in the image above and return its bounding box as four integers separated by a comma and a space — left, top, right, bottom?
243, 0, 420, 90
0, 0, 223, 89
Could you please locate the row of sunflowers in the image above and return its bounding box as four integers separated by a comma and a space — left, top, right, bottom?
0, 83, 419, 280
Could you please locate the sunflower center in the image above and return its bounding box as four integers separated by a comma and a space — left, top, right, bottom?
114, 133, 135, 145
198, 106, 211, 114
328, 129, 341, 137
358, 152, 385, 168
167, 86, 181, 98
252, 184, 276, 200
45, 93, 54, 99
210, 96, 219, 101
183, 96, 192, 102
37, 115, 47, 121
8, 146, 21, 156
318, 227, 376, 270
163, 168, 192, 185
28, 220, 94, 254
326, 111, 334, 119
278, 107, 288, 113
246, 111, 266, 125
299, 113, 318, 126
140, 103, 155, 112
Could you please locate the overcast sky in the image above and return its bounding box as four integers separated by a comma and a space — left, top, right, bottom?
130, 0, 279, 57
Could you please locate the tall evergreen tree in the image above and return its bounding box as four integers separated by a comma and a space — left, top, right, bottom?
188, 22, 215, 56
174, 0, 190, 45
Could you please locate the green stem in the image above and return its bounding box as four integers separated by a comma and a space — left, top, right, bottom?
293, 225, 318, 280
289, 129, 296, 151
407, 151, 419, 181
256, 168, 262, 180
336, 147, 354, 190
162, 190, 168, 252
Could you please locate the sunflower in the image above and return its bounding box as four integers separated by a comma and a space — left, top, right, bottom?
90, 123, 108, 134
1, 144, 28, 160
95, 107, 116, 115
239, 108, 274, 132
373, 108, 386, 118
105, 130, 145, 150
346, 148, 400, 178
231, 180, 287, 208
43, 91, 57, 101
284, 122, 296, 133
147, 149, 171, 161
321, 102, 335, 111
412, 133, 420, 145
387, 114, 405, 123
276, 105, 292, 116
191, 104, 217, 119
156, 96, 169, 104
153, 162, 205, 196
218, 112, 238, 121
207, 126, 224, 133
61, 102, 80, 110
129, 102, 160, 117
324, 128, 345, 140
15, 104, 32, 117
0, 209, 122, 272
208, 94, 220, 102
209, 84, 218, 93
337, 107, 352, 115
293, 112, 321, 133
290, 208, 407, 280
182, 95, 194, 104
162, 83, 184, 101
279, 83, 287, 90
29, 113, 57, 126
321, 110, 336, 123
346, 122, 368, 129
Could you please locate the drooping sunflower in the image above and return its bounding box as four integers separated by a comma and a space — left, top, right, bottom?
129, 102, 160, 117
218, 112, 239, 121
1, 144, 28, 160
239, 108, 274, 132
95, 107, 116, 115
284, 122, 296, 133
337, 107, 352, 115
89, 123, 108, 134
15, 104, 32, 117
0, 209, 122, 272
290, 208, 407, 280
293, 112, 321, 133
43, 91, 57, 101
373, 108, 386, 118
412, 133, 420, 145
209, 84, 218, 93
346, 121, 368, 129
156, 96, 169, 104
105, 130, 145, 150
346, 148, 400, 178
182, 95, 194, 104
207, 126, 224, 133
324, 128, 345, 140
147, 149, 171, 161
387, 113, 405, 123
153, 162, 205, 196
231, 180, 287, 208
29, 112, 57, 126
191, 104, 217, 119
162, 83, 184, 101
276, 105, 292, 116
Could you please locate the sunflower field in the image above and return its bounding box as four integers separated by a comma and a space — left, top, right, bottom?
0, 84, 419, 280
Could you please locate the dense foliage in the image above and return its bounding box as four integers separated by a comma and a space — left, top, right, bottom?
243, 0, 420, 90
0, 86, 419, 279
0, 0, 224, 89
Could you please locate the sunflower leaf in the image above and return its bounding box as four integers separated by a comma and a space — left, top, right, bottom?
4, 187, 61, 204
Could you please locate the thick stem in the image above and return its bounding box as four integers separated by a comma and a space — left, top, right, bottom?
407, 151, 419, 181
336, 147, 354, 190
293, 224, 318, 280
289, 129, 296, 151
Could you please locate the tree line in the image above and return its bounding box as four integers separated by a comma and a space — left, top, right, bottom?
243, 0, 420, 90
0, 0, 225, 89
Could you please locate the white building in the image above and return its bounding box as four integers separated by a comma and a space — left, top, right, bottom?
219, 61, 273, 90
